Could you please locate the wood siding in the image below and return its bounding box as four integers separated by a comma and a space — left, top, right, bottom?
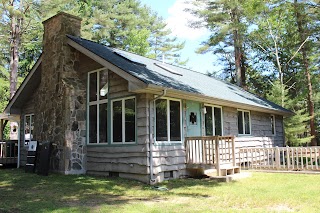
86, 71, 149, 181
223, 106, 284, 148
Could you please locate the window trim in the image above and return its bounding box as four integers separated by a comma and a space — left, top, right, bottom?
110, 96, 136, 144
271, 114, 276, 136
237, 109, 251, 135
24, 113, 34, 146
154, 97, 183, 144
87, 69, 109, 145
204, 104, 223, 136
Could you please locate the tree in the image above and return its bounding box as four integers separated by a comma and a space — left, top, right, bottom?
40, 0, 187, 65
248, 0, 320, 145
293, 0, 318, 145
267, 80, 312, 146
187, 0, 262, 88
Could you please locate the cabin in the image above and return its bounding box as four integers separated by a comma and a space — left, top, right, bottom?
0, 12, 292, 183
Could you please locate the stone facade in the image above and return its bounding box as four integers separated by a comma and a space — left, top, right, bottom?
33, 13, 86, 174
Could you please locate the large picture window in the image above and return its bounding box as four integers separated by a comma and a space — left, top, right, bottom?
238, 110, 251, 135
111, 97, 136, 144
88, 69, 108, 144
24, 114, 34, 146
155, 98, 182, 142
204, 105, 223, 136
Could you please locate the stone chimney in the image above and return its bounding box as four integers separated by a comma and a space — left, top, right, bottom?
34, 12, 87, 174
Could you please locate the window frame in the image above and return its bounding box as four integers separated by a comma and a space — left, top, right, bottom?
154, 97, 183, 144
24, 114, 34, 146
204, 104, 223, 136
110, 96, 136, 144
237, 109, 251, 135
87, 69, 109, 145
271, 114, 276, 135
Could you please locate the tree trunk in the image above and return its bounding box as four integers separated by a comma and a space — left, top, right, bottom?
294, 0, 317, 146
9, 0, 22, 99
231, 8, 245, 89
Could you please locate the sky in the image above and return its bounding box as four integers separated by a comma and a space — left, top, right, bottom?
139, 0, 220, 74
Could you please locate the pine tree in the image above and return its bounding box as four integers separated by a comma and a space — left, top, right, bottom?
267, 80, 312, 146
187, 0, 263, 88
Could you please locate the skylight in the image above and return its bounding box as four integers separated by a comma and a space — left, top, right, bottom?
154, 63, 183, 76
114, 51, 146, 67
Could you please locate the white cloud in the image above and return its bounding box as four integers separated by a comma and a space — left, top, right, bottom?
166, 0, 209, 40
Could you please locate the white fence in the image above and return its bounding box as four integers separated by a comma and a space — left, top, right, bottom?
239, 146, 320, 171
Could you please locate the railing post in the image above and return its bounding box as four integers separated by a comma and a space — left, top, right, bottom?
232, 136, 236, 167
286, 146, 290, 170
185, 138, 189, 164
215, 136, 220, 176
275, 146, 280, 170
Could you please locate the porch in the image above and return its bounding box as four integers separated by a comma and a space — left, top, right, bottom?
0, 140, 18, 165
185, 136, 240, 177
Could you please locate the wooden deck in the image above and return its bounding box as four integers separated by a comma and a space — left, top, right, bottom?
185, 136, 240, 176
239, 146, 320, 171
0, 141, 18, 165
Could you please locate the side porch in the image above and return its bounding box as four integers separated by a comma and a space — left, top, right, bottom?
0, 140, 18, 166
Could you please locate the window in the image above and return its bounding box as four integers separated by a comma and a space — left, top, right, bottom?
87, 69, 108, 144
155, 98, 182, 142
204, 105, 223, 136
238, 110, 251, 135
111, 97, 136, 144
24, 114, 34, 146
271, 115, 276, 135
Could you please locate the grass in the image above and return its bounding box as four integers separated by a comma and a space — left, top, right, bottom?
1, 168, 320, 212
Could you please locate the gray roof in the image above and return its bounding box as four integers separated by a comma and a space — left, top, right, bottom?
68, 35, 291, 115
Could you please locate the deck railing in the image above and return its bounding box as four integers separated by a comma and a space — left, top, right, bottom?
185, 136, 236, 170
239, 146, 320, 171
0, 140, 18, 165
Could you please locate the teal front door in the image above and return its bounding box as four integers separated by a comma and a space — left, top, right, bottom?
186, 101, 201, 137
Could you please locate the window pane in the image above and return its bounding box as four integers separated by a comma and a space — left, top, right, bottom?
271, 116, 275, 135
214, 107, 222, 136
30, 115, 34, 138
244, 112, 250, 134
156, 99, 168, 141
99, 103, 108, 143
89, 105, 97, 143
238, 111, 243, 134
205, 106, 213, 136
89, 72, 97, 102
170, 100, 181, 141
25, 115, 31, 144
113, 100, 122, 142
125, 99, 135, 142
99, 70, 108, 100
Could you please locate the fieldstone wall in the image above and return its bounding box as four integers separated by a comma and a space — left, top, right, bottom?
34, 12, 86, 174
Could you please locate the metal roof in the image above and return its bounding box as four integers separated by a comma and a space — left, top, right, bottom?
67, 35, 292, 115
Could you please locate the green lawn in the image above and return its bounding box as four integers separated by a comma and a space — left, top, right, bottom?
1, 168, 320, 212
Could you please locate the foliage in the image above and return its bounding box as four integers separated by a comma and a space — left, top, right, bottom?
267, 80, 313, 146
39, 0, 187, 65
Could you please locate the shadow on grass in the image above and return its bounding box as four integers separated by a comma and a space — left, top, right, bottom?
0, 168, 224, 212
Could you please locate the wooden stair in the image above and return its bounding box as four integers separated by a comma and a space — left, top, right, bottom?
219, 163, 241, 176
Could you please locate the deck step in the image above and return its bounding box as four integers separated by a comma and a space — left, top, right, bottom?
219, 165, 241, 176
